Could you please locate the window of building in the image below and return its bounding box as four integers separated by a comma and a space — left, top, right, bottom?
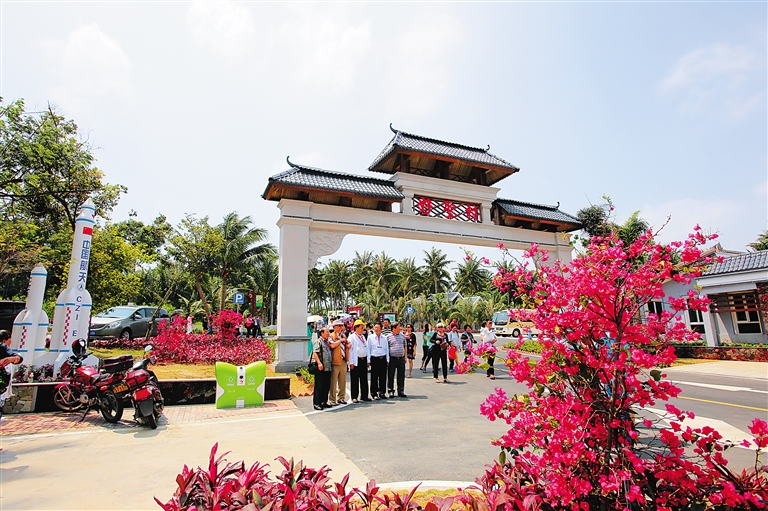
647, 300, 664, 317
730, 293, 762, 334
687, 308, 705, 334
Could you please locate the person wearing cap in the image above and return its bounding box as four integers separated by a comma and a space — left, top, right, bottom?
386, 322, 407, 398
431, 323, 450, 383
328, 319, 350, 406
367, 322, 389, 400
348, 319, 371, 403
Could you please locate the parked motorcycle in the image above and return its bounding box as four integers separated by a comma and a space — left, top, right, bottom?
53, 339, 131, 423
111, 345, 164, 429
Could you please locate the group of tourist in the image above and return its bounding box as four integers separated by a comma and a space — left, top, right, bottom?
311, 318, 499, 410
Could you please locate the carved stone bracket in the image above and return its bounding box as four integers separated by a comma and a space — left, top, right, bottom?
308, 230, 346, 269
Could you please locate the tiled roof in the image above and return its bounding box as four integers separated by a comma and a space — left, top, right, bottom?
264, 160, 404, 200
702, 251, 768, 276
369, 126, 520, 172
495, 198, 582, 227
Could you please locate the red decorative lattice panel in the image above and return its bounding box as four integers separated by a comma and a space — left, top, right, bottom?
413, 196, 481, 223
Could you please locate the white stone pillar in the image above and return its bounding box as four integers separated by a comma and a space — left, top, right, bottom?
702, 305, 719, 347
275, 200, 312, 373
481, 203, 492, 224
401, 193, 415, 215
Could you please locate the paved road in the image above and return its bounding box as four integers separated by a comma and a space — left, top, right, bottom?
296, 359, 767, 484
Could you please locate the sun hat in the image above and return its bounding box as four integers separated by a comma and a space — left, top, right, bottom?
332, 319, 345, 327
354, 319, 365, 327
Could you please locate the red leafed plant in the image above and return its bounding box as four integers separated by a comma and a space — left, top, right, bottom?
458, 227, 767, 510
156, 444, 436, 511
151, 314, 271, 366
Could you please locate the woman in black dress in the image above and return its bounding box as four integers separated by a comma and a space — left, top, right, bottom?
405, 324, 417, 378
431, 323, 450, 383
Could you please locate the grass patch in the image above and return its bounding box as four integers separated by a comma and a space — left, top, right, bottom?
91, 348, 310, 396
669, 358, 717, 367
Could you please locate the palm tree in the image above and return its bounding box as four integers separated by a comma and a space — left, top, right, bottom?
423, 248, 451, 295
215, 212, 275, 310
450, 297, 477, 329
748, 231, 768, 251
308, 267, 326, 312
454, 256, 491, 295
324, 259, 350, 311
395, 257, 422, 299
370, 252, 398, 299
474, 292, 506, 325
248, 255, 279, 320
349, 251, 375, 300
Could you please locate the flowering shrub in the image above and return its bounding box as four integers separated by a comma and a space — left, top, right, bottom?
460, 228, 768, 509
151, 316, 271, 366
11, 363, 55, 383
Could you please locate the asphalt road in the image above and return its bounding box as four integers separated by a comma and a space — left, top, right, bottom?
296, 358, 768, 484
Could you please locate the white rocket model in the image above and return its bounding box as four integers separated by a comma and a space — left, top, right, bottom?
51, 199, 95, 366
10, 265, 50, 365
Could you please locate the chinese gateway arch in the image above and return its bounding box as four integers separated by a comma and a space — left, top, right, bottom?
263, 126, 582, 371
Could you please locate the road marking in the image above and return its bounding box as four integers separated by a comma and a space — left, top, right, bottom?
670, 380, 768, 394
646, 407, 758, 450
677, 396, 768, 412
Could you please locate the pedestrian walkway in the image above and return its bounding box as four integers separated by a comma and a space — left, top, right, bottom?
663, 360, 768, 381
0, 400, 296, 438
1, 400, 369, 510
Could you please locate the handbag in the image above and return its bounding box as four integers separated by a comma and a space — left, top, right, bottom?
307, 343, 323, 375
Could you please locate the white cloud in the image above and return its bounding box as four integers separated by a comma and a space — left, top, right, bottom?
385, 15, 464, 116
186, 0, 256, 58
273, 7, 371, 93
659, 42, 763, 118
42, 24, 133, 111
661, 43, 755, 91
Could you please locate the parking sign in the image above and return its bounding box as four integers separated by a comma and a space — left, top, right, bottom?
233, 293, 245, 305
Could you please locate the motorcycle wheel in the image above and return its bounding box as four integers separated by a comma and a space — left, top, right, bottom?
54, 386, 84, 412
146, 412, 158, 429
100, 391, 124, 423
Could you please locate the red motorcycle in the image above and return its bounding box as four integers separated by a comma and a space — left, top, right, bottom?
54, 339, 130, 423
111, 345, 164, 429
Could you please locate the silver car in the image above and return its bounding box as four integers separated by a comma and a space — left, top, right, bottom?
89, 306, 170, 340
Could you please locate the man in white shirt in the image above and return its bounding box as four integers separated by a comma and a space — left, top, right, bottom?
348, 320, 371, 403
367, 322, 389, 400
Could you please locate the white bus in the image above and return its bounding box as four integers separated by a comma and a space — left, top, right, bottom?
492, 309, 540, 338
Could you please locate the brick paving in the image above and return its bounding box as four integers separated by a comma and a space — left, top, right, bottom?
0, 399, 298, 438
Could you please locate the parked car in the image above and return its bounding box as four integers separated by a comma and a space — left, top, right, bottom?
89, 306, 169, 341
0, 300, 26, 332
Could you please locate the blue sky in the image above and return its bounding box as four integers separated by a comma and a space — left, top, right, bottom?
2, 1, 766, 270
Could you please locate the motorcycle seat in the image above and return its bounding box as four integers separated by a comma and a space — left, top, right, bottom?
90, 374, 112, 385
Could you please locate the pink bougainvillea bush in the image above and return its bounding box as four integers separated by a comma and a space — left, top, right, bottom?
152, 313, 271, 366
457, 228, 767, 509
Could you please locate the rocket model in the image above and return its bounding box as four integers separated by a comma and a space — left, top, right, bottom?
51, 199, 95, 364
10, 265, 50, 365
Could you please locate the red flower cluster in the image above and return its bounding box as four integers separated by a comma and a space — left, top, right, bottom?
151, 315, 271, 366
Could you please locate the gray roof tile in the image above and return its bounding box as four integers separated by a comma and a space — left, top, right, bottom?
703, 251, 768, 276
266, 161, 404, 200
495, 198, 581, 227
369, 127, 519, 172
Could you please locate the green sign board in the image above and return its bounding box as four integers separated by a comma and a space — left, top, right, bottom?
255, 294, 263, 308
215, 360, 267, 409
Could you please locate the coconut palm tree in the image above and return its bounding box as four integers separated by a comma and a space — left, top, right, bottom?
423, 248, 452, 295
395, 257, 422, 299
349, 251, 375, 300
324, 259, 350, 311
308, 267, 325, 313
370, 252, 398, 299
215, 212, 275, 310
248, 255, 279, 320
454, 256, 491, 295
